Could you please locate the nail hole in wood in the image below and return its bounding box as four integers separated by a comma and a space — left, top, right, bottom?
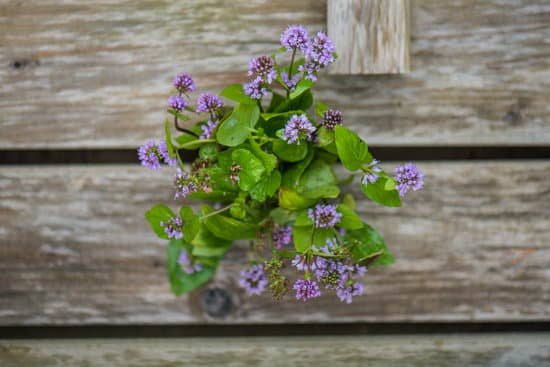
10, 59, 40, 69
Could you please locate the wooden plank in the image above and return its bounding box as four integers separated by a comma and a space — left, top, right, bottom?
0, 0, 549, 148
328, 0, 410, 74
1, 334, 549, 367
0, 162, 548, 324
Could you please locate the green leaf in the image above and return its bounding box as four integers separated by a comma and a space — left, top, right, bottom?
293, 225, 313, 252
250, 170, 281, 202
199, 143, 218, 160
145, 204, 176, 239
362, 177, 402, 207
334, 125, 372, 171
179, 138, 217, 150
336, 204, 363, 230
202, 206, 259, 240
269, 207, 297, 225
167, 240, 215, 296
180, 206, 200, 243
191, 222, 231, 249
342, 193, 356, 210
297, 159, 339, 199
267, 92, 286, 112
261, 110, 303, 122
288, 90, 313, 111
312, 228, 336, 248
346, 223, 387, 262
164, 119, 177, 158
233, 103, 260, 128
192, 243, 232, 257
232, 149, 266, 191
278, 188, 316, 211
294, 209, 312, 226
220, 84, 255, 104
272, 140, 308, 162
188, 190, 238, 201
249, 139, 277, 172
317, 126, 334, 147
314, 101, 329, 117
370, 242, 395, 266
216, 116, 248, 147
289, 79, 314, 99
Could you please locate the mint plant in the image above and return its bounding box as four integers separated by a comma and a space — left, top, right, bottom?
139, 25, 424, 303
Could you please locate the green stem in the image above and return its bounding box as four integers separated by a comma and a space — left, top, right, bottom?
286, 48, 297, 98
200, 205, 232, 219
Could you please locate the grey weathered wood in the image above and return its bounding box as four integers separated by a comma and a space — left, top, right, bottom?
1, 334, 549, 367
0, 0, 549, 148
0, 162, 549, 325
328, 0, 410, 74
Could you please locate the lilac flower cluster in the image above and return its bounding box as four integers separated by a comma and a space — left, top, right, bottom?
138, 140, 176, 170
178, 249, 202, 274
244, 55, 275, 99
291, 239, 367, 303
395, 163, 424, 197
168, 95, 187, 112
244, 76, 267, 100
173, 72, 196, 94
361, 159, 382, 186
239, 264, 268, 295
200, 120, 217, 140
280, 25, 309, 52
307, 203, 342, 228
321, 109, 343, 130
173, 169, 199, 199
282, 114, 316, 144
281, 72, 300, 91
272, 225, 292, 249
196, 93, 223, 114
161, 216, 183, 239
300, 31, 336, 81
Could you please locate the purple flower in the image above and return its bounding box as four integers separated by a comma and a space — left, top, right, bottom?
158, 141, 178, 167
336, 282, 364, 304
248, 55, 276, 84
293, 279, 321, 302
168, 95, 187, 112
395, 163, 424, 197
282, 114, 316, 144
239, 264, 268, 296
178, 250, 202, 274
361, 159, 382, 186
272, 225, 292, 249
308, 203, 342, 228
244, 76, 267, 100
138, 140, 164, 170
173, 73, 196, 94
200, 120, 217, 140
300, 31, 336, 80
173, 169, 199, 199
196, 93, 223, 114
280, 25, 309, 52
292, 255, 327, 273
281, 72, 300, 91
161, 216, 183, 239
321, 109, 343, 130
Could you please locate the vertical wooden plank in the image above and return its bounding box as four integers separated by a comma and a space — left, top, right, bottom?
328, 0, 410, 74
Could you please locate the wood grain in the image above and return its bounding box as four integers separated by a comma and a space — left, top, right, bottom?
0, 162, 548, 325
1, 334, 550, 367
0, 0, 549, 148
328, 0, 410, 74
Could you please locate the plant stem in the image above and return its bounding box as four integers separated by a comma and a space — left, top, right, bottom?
200, 205, 232, 219
174, 115, 199, 137
286, 48, 297, 98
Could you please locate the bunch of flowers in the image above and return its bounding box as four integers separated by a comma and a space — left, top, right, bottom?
140, 25, 424, 303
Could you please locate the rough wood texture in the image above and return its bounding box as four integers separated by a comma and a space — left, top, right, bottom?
1, 334, 549, 367
0, 162, 548, 325
328, 0, 410, 74
0, 0, 549, 148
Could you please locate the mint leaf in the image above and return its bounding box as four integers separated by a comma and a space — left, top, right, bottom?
334, 125, 372, 171
202, 206, 259, 240
145, 204, 176, 239
167, 240, 215, 296
362, 177, 402, 207
337, 204, 363, 230
232, 149, 266, 191
220, 84, 255, 104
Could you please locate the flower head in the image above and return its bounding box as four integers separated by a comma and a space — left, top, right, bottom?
336, 281, 364, 304
280, 25, 309, 52
178, 250, 202, 274
239, 264, 268, 295
248, 55, 276, 84
272, 225, 292, 249
168, 95, 187, 112
200, 120, 217, 140
395, 163, 424, 197
308, 203, 342, 228
321, 109, 343, 130
158, 141, 177, 167
361, 159, 382, 186
281, 72, 300, 91
173, 73, 196, 94
293, 279, 321, 302
161, 216, 183, 239
173, 169, 199, 199
282, 114, 316, 144
138, 140, 165, 170
244, 76, 267, 100
300, 31, 336, 80
196, 93, 223, 114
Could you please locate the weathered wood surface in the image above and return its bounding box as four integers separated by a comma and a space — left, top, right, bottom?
0, 0, 549, 148
328, 0, 410, 74
0, 162, 548, 325
1, 334, 549, 367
